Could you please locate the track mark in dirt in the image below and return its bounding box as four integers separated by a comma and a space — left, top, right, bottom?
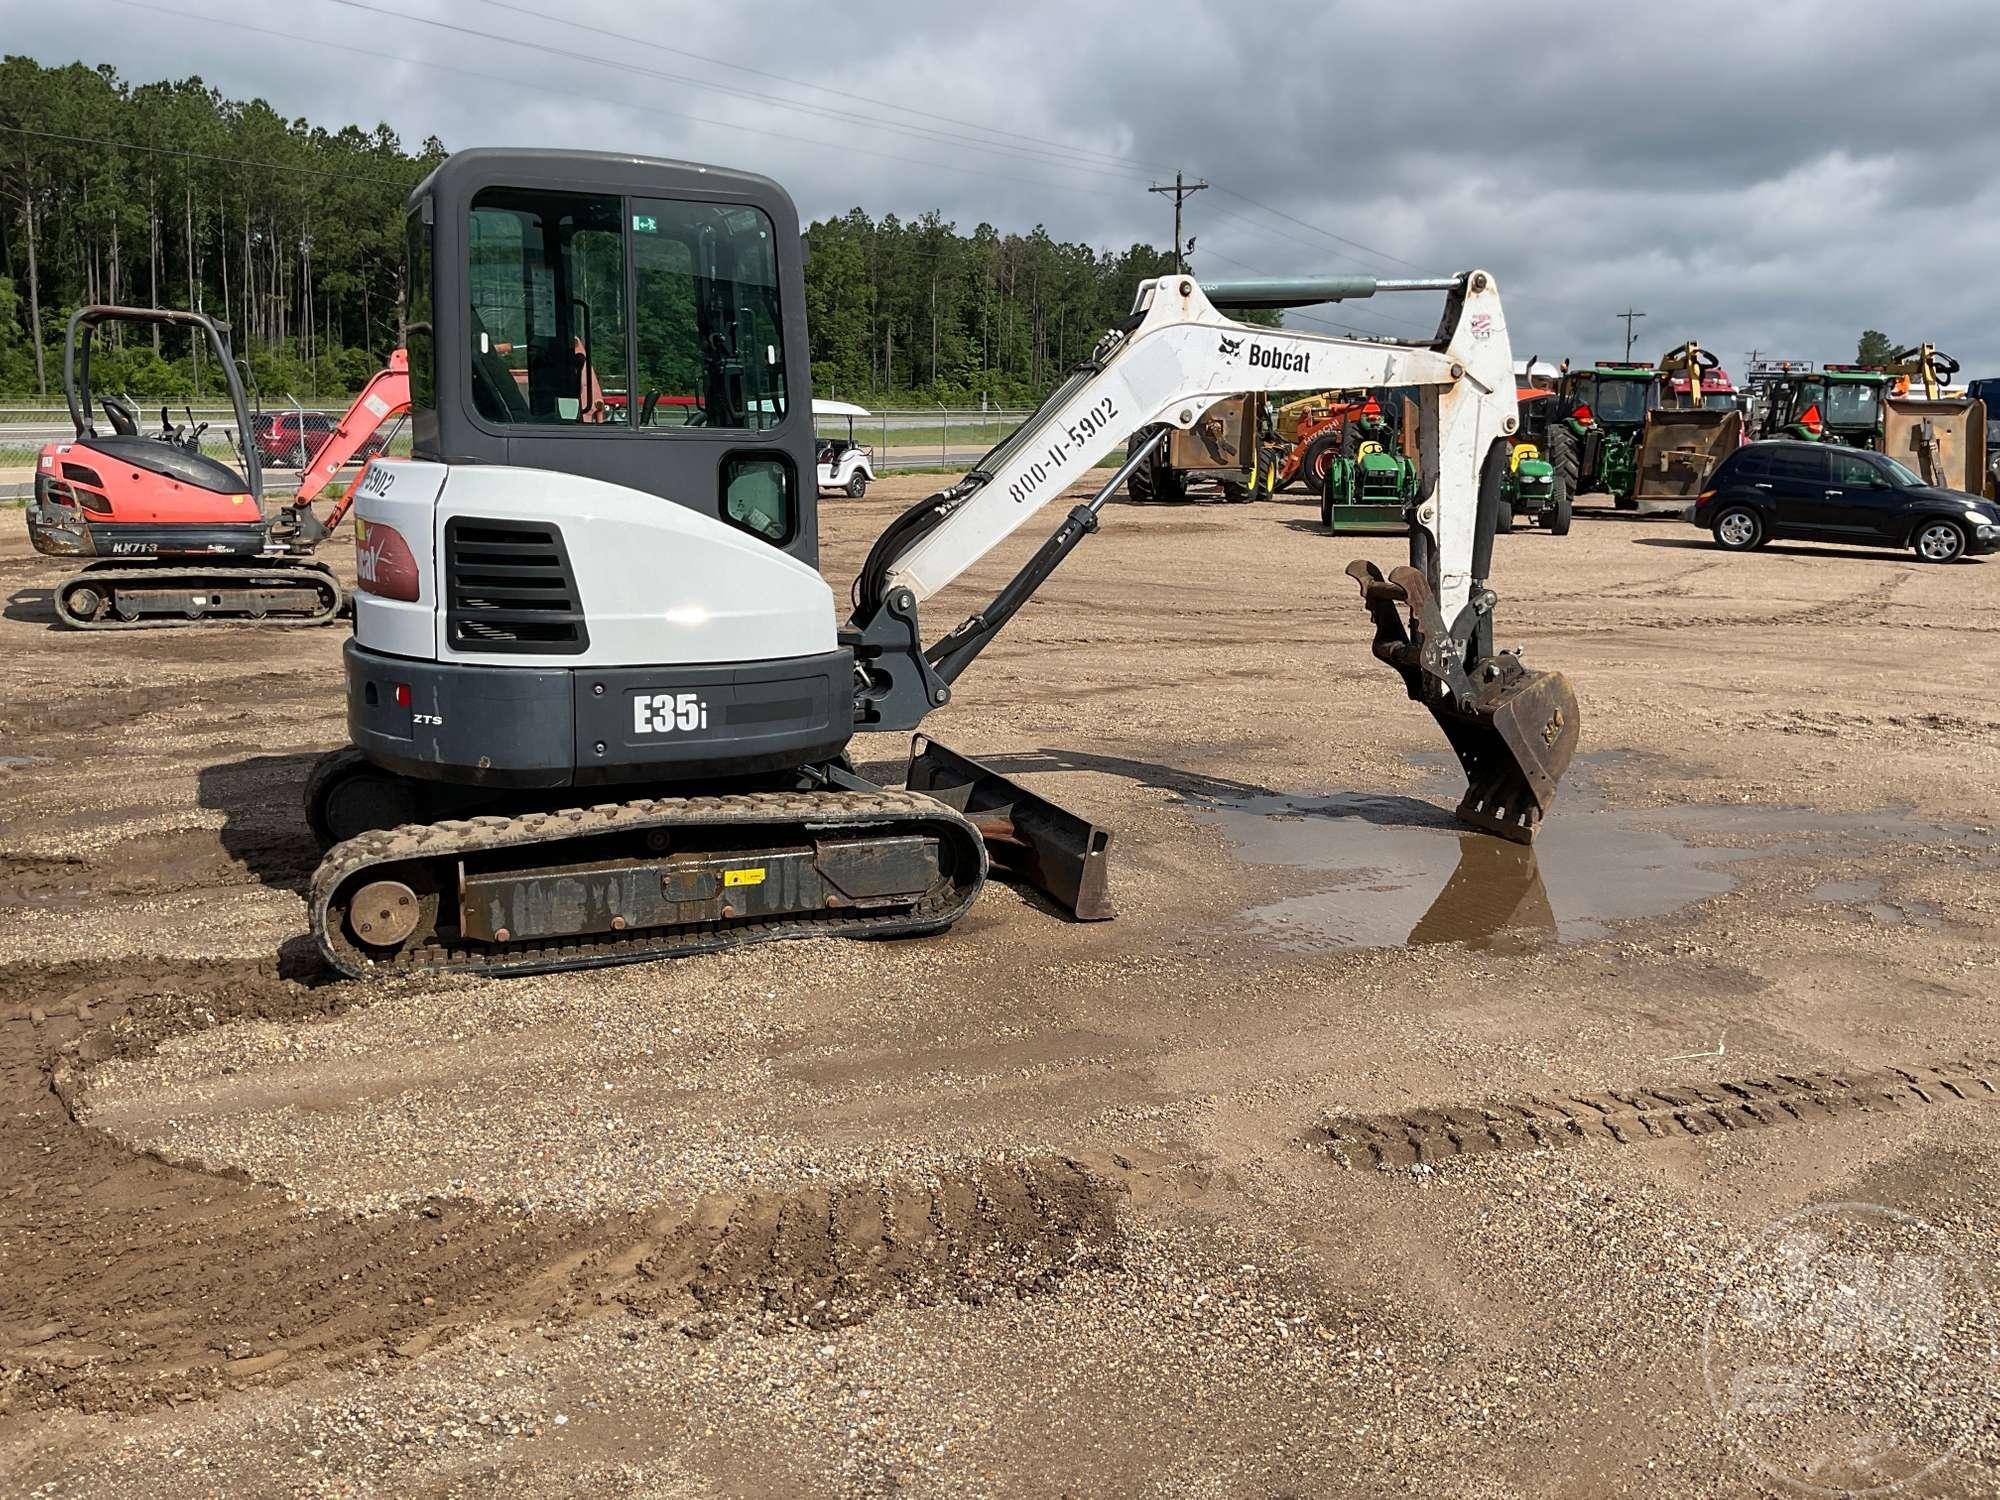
0, 682, 191, 743
1548, 572, 1910, 634
613, 1158, 1124, 1338
1537, 555, 1726, 603
0, 957, 1127, 1413
1308, 1060, 1998, 1170
1749, 708, 2000, 745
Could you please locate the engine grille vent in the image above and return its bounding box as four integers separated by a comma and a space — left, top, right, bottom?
443, 517, 588, 655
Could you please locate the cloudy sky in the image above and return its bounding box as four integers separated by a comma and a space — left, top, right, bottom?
14, 0, 2000, 374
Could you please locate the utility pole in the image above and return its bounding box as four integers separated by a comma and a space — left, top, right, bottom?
1149, 172, 1208, 273
1617, 307, 1646, 360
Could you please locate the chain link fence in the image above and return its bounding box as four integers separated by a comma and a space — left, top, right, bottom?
1, 404, 1038, 503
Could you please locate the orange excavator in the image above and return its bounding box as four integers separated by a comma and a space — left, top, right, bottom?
24, 305, 408, 629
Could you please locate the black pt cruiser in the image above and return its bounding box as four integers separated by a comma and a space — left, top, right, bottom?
1688, 439, 2000, 561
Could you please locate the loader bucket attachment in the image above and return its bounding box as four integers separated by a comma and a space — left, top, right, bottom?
1438, 663, 1581, 841
905, 735, 1115, 920
1882, 397, 1987, 492
1632, 409, 1741, 513
1346, 560, 1580, 844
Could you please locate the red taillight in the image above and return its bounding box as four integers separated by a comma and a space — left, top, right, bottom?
393, 683, 412, 708
1697, 489, 1716, 503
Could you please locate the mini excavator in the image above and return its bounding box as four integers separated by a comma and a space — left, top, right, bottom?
303, 149, 1580, 979
24, 306, 407, 628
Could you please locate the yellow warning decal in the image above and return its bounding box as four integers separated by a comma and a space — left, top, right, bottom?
723, 867, 766, 888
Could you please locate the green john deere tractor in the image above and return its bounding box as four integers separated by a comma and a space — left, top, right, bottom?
1319, 398, 1418, 531
1544, 362, 1659, 510
1758, 365, 1893, 447
1497, 387, 1568, 534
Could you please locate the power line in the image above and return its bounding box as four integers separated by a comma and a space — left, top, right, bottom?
314, 0, 1159, 187
105, 0, 1149, 201
452, 0, 1429, 291
465, 0, 1176, 180
330, 0, 1429, 294
1206, 183, 1422, 273
85, 0, 1454, 322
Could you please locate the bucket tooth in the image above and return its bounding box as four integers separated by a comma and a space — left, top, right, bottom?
904, 735, 1114, 920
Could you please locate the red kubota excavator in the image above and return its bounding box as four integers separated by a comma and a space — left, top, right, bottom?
24, 305, 407, 628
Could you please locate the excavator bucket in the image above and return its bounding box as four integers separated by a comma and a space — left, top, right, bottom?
1882, 397, 1988, 492
1347, 561, 1580, 844
905, 735, 1115, 920
1632, 409, 1742, 514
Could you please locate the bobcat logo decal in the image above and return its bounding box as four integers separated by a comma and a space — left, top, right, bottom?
1218, 335, 1243, 360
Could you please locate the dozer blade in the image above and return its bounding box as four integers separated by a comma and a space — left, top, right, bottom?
905, 735, 1114, 920
1346, 560, 1580, 844
1632, 409, 1741, 514
1882, 397, 1987, 492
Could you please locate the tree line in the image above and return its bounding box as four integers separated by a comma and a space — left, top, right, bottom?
1, 57, 1258, 407
0, 57, 437, 403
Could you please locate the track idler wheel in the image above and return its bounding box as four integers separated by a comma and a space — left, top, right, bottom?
1346, 560, 1579, 843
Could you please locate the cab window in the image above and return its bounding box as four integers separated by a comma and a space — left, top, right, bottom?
1825, 382, 1879, 426
467, 189, 627, 426
631, 199, 788, 432
405, 205, 436, 434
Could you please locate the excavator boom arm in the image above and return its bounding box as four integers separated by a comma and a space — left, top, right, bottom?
285, 349, 411, 531
848, 271, 1578, 844
881, 273, 1514, 626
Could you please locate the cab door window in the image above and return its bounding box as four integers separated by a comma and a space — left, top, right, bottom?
467, 189, 628, 426
630, 199, 788, 432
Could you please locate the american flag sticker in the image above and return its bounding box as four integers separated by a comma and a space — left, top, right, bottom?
1470, 314, 1493, 339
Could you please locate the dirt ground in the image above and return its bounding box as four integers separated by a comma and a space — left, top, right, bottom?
1, 475, 1997, 1498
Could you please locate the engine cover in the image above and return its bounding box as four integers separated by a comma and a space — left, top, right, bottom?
350, 459, 837, 668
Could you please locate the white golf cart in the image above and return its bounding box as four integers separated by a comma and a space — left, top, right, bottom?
814, 399, 878, 498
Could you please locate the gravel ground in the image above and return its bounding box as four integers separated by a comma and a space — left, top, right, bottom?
2, 475, 1999, 1496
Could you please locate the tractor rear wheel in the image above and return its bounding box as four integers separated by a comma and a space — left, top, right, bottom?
1123, 427, 1186, 503
1299, 433, 1339, 494
1545, 423, 1581, 508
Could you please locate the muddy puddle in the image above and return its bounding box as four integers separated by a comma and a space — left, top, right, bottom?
1193, 764, 1990, 953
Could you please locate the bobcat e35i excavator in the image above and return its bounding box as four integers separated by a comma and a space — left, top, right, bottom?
305, 148, 1579, 980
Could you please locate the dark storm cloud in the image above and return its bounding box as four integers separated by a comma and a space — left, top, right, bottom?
14, 0, 2000, 371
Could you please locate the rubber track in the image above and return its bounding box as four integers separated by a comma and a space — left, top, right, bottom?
310, 787, 987, 980
1311, 1060, 1999, 1169
55, 562, 342, 630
